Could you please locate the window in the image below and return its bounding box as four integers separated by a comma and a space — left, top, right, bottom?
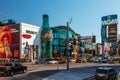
26, 30, 37, 34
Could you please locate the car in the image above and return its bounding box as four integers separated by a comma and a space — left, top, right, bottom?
58, 59, 66, 64
47, 60, 58, 64
35, 59, 47, 64
117, 71, 120, 80
101, 57, 109, 63
93, 58, 100, 63
95, 67, 117, 80
0, 62, 27, 76
69, 58, 76, 63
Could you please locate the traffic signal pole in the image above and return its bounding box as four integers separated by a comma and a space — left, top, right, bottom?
66, 22, 69, 71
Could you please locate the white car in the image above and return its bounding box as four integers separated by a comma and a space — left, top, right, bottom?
47, 60, 58, 64
69, 58, 76, 62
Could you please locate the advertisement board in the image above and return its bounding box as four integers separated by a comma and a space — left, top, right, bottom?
108, 24, 117, 42
101, 26, 107, 43
101, 16, 108, 43
0, 24, 20, 59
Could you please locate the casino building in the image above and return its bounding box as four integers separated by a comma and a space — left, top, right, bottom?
51, 26, 77, 57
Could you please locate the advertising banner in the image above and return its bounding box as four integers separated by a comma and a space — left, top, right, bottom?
0, 24, 20, 59
101, 26, 107, 43
108, 24, 117, 43
11, 24, 20, 58
101, 16, 108, 43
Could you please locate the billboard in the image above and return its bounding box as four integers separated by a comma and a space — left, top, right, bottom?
101, 17, 107, 43
108, 24, 117, 42
0, 24, 20, 59
101, 14, 118, 43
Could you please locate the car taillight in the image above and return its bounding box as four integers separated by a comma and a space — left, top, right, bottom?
5, 67, 9, 72
104, 74, 109, 79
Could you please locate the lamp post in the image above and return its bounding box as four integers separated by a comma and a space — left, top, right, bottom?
66, 18, 72, 71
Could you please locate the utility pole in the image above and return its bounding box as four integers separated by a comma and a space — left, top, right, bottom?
66, 18, 72, 71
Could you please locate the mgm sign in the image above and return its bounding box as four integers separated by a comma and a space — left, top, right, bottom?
101, 14, 118, 43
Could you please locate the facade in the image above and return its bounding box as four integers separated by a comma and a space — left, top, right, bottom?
81, 36, 96, 56
21, 23, 40, 61
96, 43, 102, 56
51, 26, 76, 57
0, 22, 40, 62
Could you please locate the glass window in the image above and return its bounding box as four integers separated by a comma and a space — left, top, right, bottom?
96, 69, 108, 73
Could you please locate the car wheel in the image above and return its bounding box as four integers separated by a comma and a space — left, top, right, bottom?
23, 69, 27, 73
109, 77, 112, 80
9, 71, 14, 76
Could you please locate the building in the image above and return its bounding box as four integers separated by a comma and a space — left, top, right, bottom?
0, 22, 40, 62
51, 25, 76, 57
80, 36, 96, 56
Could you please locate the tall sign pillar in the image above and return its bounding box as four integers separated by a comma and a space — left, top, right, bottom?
101, 14, 118, 55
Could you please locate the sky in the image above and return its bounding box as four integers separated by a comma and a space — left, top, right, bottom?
0, 0, 120, 43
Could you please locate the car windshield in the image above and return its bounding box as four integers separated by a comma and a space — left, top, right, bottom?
94, 58, 98, 60
96, 69, 108, 73
118, 72, 120, 77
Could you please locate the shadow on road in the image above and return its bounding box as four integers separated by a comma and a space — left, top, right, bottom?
13, 70, 60, 80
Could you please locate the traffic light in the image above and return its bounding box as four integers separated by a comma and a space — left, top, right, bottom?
73, 38, 77, 45
92, 35, 96, 43
79, 42, 82, 47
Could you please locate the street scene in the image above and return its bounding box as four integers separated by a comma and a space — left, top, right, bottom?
0, 63, 120, 80
1, 0, 120, 80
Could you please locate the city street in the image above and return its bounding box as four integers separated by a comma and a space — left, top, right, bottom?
0, 62, 120, 80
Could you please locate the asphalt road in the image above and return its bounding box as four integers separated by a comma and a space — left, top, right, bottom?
0, 63, 120, 80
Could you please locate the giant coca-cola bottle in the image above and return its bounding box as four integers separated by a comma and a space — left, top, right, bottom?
41, 14, 53, 58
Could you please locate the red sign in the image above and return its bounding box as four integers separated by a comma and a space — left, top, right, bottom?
108, 24, 117, 43
14, 50, 19, 57
22, 34, 32, 39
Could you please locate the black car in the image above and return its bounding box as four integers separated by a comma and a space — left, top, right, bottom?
0, 62, 27, 76
95, 67, 117, 80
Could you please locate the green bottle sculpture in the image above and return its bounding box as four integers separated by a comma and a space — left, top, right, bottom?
41, 14, 53, 58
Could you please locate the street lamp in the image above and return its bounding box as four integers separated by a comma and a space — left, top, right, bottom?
66, 18, 72, 71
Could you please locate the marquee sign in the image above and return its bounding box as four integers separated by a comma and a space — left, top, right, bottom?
101, 15, 118, 26
101, 14, 118, 43
108, 24, 117, 43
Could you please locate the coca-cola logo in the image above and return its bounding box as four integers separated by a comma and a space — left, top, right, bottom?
22, 34, 32, 39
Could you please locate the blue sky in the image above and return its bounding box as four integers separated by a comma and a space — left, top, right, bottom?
0, 0, 120, 43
